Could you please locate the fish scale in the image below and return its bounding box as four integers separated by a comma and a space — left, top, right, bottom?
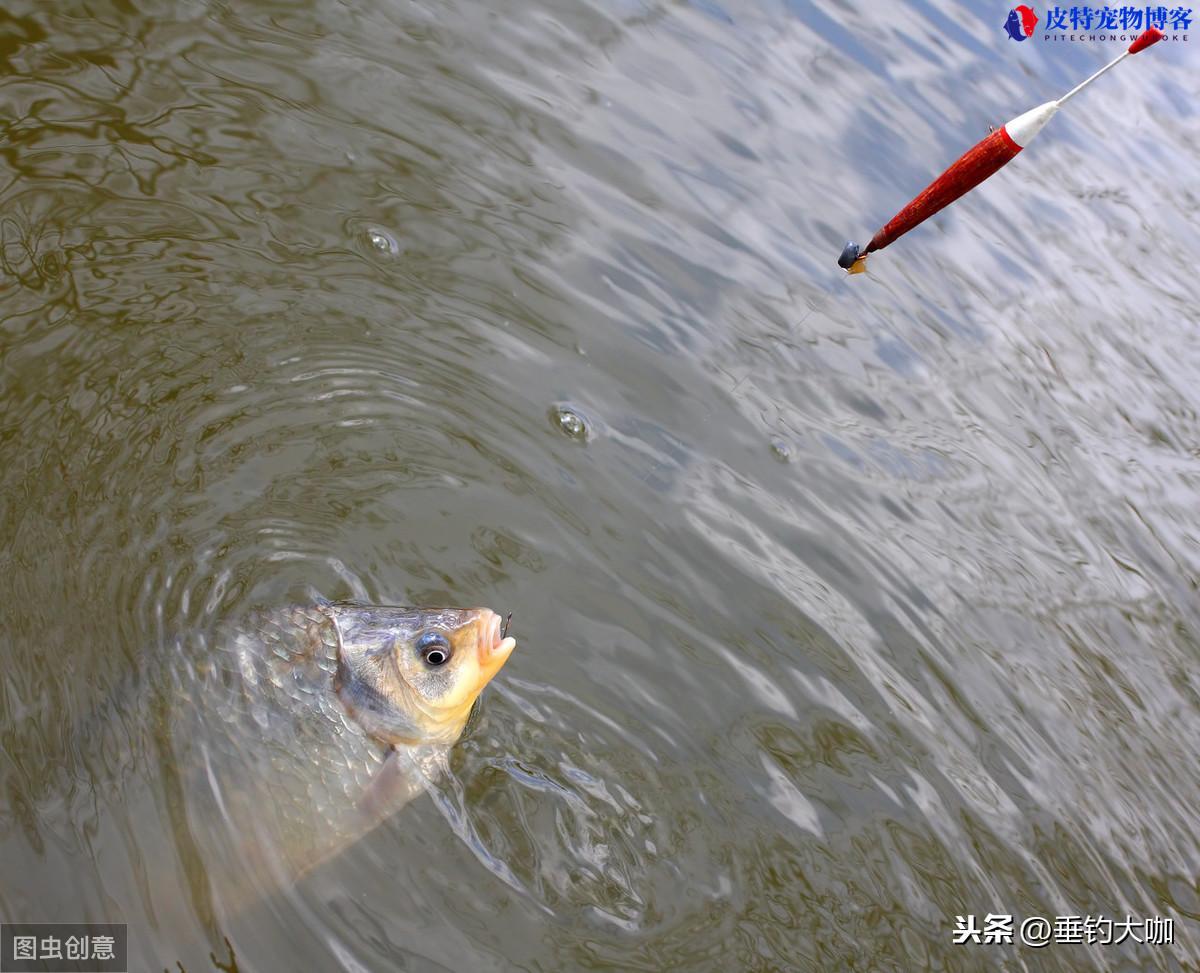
168, 607, 393, 881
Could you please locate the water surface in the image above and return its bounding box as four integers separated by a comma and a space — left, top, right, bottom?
1, 1, 1198, 970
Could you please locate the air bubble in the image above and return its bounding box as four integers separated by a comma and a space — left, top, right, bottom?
364, 226, 400, 256
551, 405, 589, 442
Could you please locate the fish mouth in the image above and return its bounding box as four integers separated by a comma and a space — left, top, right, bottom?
478, 608, 517, 668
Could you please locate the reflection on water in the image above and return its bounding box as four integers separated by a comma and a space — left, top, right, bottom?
1, 0, 1197, 970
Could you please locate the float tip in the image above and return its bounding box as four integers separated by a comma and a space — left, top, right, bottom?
1128, 26, 1164, 53
837, 241, 863, 270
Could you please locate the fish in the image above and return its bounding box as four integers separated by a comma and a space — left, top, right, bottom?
150, 601, 517, 909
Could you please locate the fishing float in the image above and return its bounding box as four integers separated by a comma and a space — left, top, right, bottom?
838, 26, 1165, 274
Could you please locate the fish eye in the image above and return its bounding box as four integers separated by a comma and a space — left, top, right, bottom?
416, 631, 451, 668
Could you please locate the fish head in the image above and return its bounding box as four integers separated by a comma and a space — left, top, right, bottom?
326, 603, 516, 746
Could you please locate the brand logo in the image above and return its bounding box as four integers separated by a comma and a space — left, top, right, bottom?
1004, 5, 1040, 39
1044, 5, 1192, 32
1002, 5, 1192, 42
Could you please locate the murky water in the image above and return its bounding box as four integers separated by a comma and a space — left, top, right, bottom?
2, 0, 1198, 970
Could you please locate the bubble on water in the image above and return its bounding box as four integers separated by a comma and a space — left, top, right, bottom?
769, 439, 792, 462
364, 225, 400, 256
551, 405, 590, 442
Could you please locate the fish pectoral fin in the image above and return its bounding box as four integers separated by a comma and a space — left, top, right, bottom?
290, 749, 437, 886
847, 255, 869, 275
356, 747, 431, 826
